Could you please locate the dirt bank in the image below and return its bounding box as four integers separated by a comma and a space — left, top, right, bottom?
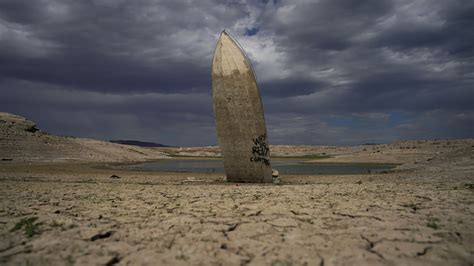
0, 145, 473, 265
1, 112, 473, 265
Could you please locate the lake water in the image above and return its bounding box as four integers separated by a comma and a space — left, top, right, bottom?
124, 159, 396, 175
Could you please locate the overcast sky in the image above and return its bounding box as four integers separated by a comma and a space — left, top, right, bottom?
1, 0, 473, 146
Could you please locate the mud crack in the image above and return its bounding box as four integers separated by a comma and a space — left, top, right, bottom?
361, 234, 385, 260
90, 231, 113, 241
333, 211, 383, 221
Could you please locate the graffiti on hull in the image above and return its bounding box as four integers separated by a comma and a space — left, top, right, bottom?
250, 134, 270, 166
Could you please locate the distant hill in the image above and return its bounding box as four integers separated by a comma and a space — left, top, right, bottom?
109, 140, 169, 147
0, 112, 168, 162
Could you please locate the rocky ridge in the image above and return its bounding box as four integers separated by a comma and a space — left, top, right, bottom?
0, 112, 168, 162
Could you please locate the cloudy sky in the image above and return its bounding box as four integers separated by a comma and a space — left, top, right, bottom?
1, 0, 473, 146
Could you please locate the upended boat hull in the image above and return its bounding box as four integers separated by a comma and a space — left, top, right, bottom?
211, 31, 272, 183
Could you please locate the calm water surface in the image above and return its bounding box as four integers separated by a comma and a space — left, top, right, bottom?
124, 159, 396, 175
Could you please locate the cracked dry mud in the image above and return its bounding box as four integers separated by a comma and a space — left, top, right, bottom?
0, 163, 473, 266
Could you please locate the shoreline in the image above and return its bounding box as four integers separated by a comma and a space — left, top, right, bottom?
0, 135, 473, 265
0, 147, 473, 265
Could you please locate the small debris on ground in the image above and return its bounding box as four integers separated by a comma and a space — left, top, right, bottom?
90, 231, 114, 241
272, 169, 281, 184
272, 169, 279, 177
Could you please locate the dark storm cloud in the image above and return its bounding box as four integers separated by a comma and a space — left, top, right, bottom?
254, 1, 473, 130
0, 79, 215, 145
0, 0, 472, 145
268, 0, 394, 52
376, 1, 474, 54
260, 78, 327, 98
0, 52, 209, 93
0, 0, 248, 93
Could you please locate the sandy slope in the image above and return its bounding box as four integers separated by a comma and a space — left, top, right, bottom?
0, 112, 168, 162
159, 139, 474, 165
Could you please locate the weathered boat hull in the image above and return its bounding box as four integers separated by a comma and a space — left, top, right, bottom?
211, 31, 272, 183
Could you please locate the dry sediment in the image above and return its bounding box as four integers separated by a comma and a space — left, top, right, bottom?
0, 112, 473, 265
0, 145, 473, 265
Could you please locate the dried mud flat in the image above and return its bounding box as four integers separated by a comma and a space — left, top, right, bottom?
1, 143, 473, 266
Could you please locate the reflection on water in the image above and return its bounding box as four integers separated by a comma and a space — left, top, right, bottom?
125, 159, 396, 175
